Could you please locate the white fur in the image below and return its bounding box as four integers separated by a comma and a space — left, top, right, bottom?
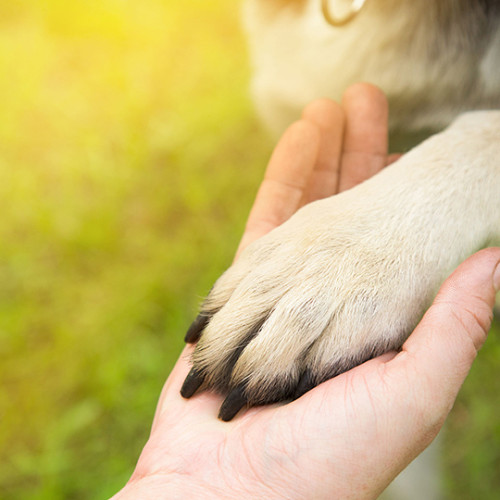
243, 0, 500, 135
196, 1, 500, 496
187, 4, 500, 494
193, 112, 500, 401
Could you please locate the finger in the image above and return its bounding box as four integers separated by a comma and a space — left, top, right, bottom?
390, 248, 500, 429
236, 120, 320, 257
300, 99, 345, 203
339, 83, 389, 192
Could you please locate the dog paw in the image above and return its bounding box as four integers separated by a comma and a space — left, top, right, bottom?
180, 189, 441, 420
180, 112, 500, 420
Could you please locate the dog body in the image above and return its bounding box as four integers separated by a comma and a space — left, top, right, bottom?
181, 2, 500, 496
183, 0, 500, 411
180, 2, 500, 498
183, 0, 500, 410
244, 0, 500, 135
191, 112, 500, 406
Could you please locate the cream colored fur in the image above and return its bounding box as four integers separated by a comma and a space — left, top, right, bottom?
193, 112, 500, 402
184, 4, 500, 495
243, 0, 500, 135
184, 1, 500, 497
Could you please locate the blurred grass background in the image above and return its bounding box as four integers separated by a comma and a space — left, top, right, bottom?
0, 1, 498, 499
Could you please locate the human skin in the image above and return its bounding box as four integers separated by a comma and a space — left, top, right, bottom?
112, 83, 500, 500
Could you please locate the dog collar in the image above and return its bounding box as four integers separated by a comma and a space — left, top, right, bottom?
321, 0, 369, 27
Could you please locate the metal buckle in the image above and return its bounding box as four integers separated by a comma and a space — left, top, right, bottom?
321, 0, 368, 27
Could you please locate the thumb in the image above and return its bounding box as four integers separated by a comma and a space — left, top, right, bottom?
390, 247, 500, 428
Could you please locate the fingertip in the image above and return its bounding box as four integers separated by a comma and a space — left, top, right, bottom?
338, 83, 389, 191
265, 117, 321, 185
302, 98, 345, 129
494, 260, 500, 291
265, 117, 321, 187
342, 82, 388, 113
242, 116, 322, 248
434, 247, 500, 311
341, 83, 389, 147
299, 99, 346, 201
431, 248, 500, 349
398, 247, 500, 394
283, 118, 322, 150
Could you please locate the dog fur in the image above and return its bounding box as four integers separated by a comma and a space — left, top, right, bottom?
182, 0, 500, 423
244, 0, 500, 135
179, 3, 500, 498
189, 112, 500, 409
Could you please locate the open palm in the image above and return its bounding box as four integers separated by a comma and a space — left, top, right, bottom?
113, 84, 500, 500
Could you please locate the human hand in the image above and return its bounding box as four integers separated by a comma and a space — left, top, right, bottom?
112, 84, 500, 499
235, 82, 399, 258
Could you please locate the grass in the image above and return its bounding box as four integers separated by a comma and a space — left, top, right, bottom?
0, 1, 498, 499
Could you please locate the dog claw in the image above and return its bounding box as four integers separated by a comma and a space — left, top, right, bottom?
184, 314, 210, 343
293, 369, 315, 400
218, 386, 247, 421
180, 368, 205, 398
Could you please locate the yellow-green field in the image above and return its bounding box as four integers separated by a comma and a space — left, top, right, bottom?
0, 1, 498, 498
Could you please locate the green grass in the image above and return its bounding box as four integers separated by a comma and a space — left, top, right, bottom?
0, 2, 271, 498
0, 1, 498, 499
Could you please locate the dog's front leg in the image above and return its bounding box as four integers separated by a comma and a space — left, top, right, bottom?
182, 111, 500, 420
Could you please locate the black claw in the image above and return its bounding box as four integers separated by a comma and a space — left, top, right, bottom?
293, 369, 315, 400
184, 314, 210, 343
210, 320, 265, 394
180, 368, 205, 398
218, 386, 248, 421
